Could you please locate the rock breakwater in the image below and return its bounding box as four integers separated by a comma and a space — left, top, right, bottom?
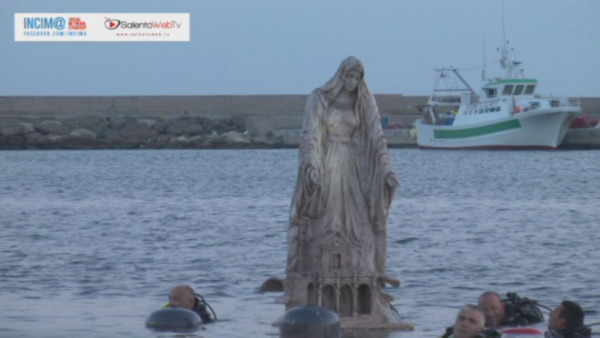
0, 116, 276, 149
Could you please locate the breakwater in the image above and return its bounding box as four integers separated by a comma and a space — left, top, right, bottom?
1, 95, 599, 149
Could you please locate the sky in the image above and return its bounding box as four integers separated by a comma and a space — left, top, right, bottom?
2, 0, 599, 97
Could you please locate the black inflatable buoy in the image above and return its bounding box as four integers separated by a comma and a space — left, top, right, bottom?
145, 307, 202, 332
279, 306, 341, 338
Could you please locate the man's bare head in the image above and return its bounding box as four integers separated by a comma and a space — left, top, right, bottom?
478, 291, 506, 328
169, 285, 196, 310
453, 304, 485, 338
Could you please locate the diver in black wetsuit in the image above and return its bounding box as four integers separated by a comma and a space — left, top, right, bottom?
190, 293, 216, 324
479, 291, 545, 328
168, 285, 216, 324
440, 304, 501, 338
443, 291, 546, 338
546, 300, 591, 338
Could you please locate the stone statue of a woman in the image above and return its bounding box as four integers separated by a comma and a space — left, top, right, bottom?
287, 56, 399, 275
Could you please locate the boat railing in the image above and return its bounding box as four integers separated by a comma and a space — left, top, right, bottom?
416, 104, 444, 125
568, 97, 581, 107
511, 96, 580, 115
533, 95, 581, 107
430, 95, 461, 104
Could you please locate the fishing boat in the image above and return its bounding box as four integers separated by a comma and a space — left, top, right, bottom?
413, 42, 581, 150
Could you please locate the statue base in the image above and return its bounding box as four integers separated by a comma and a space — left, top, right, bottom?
277, 272, 413, 332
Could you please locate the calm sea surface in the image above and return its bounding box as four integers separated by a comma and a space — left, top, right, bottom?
0, 149, 599, 337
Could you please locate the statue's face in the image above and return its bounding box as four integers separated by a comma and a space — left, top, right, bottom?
344, 70, 361, 92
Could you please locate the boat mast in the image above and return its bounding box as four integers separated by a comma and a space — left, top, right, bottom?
499, 0, 512, 78
498, 0, 521, 79
502, 0, 507, 55
482, 35, 486, 81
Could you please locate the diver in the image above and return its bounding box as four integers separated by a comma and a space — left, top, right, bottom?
545, 300, 591, 338
166, 285, 217, 324
478, 291, 545, 328
441, 304, 501, 338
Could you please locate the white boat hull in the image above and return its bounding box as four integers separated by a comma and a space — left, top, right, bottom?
415, 107, 580, 149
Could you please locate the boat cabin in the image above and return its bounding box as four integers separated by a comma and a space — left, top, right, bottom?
419, 68, 551, 127
482, 79, 537, 99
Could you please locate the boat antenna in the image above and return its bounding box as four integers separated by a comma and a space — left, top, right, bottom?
482, 35, 486, 81
501, 0, 507, 54
499, 0, 514, 78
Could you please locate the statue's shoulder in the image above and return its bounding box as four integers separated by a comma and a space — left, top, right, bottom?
308, 88, 322, 100
307, 89, 328, 108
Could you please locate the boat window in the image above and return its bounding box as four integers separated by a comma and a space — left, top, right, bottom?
502, 85, 514, 95
483, 88, 496, 98
524, 85, 535, 95
514, 85, 524, 95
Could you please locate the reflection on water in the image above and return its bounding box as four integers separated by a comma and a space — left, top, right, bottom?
0, 149, 598, 337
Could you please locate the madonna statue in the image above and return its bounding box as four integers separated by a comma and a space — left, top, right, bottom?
287, 56, 399, 275
280, 57, 411, 330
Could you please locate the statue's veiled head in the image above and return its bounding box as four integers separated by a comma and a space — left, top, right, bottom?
320, 56, 366, 100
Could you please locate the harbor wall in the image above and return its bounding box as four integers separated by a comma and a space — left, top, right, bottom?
0, 95, 599, 149
0, 95, 427, 135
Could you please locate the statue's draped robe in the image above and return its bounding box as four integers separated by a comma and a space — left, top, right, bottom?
288, 58, 397, 274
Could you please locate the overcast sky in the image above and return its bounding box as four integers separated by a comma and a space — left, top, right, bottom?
2, 0, 599, 97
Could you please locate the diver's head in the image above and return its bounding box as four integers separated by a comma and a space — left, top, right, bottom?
478, 291, 506, 328
453, 304, 485, 338
549, 300, 584, 331
169, 285, 196, 310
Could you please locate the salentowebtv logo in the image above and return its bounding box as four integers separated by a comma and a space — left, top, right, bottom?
15, 13, 190, 42
104, 17, 183, 30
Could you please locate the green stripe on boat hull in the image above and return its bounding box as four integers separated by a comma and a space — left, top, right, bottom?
434, 119, 522, 139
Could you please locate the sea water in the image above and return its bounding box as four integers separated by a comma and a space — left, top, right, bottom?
0, 149, 598, 337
